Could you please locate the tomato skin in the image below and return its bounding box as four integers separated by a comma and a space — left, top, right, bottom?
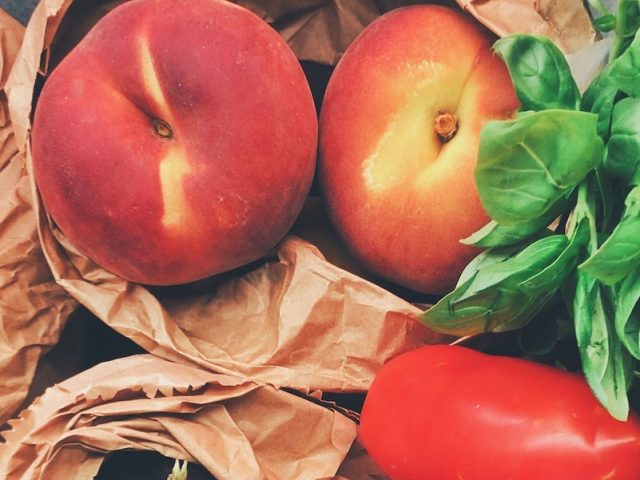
359, 345, 640, 480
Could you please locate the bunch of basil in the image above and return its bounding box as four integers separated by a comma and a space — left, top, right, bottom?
421, 3, 640, 420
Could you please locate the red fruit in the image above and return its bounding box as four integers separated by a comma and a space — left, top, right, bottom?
360, 345, 640, 480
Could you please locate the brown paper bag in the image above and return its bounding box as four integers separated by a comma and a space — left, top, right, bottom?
9, 0, 448, 399
0, 7, 77, 424
0, 354, 357, 479
241, 0, 596, 63
2, 0, 595, 431
455, 0, 596, 53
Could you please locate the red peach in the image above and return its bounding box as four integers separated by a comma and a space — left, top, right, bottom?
31, 0, 318, 285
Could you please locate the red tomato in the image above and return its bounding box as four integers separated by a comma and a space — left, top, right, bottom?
359, 345, 640, 480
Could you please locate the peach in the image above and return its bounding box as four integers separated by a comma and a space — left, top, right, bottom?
318, 5, 519, 294
31, 0, 317, 285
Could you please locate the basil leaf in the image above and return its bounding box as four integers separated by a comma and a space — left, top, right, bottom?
593, 14, 616, 33
461, 220, 547, 248
420, 235, 569, 336
594, 166, 618, 233
604, 97, 640, 185
455, 243, 525, 287
462, 195, 568, 248
606, 29, 640, 96
610, 1, 640, 60
580, 31, 640, 136
457, 235, 567, 301
581, 71, 619, 138
616, 1, 640, 41
580, 185, 640, 284
581, 27, 640, 137
518, 218, 588, 296
477, 110, 603, 225
571, 181, 632, 420
574, 270, 631, 421
613, 268, 640, 360
420, 280, 542, 335
493, 35, 580, 111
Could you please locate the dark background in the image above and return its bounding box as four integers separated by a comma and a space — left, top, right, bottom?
1, 0, 38, 24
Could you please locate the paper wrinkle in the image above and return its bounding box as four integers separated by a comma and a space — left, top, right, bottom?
36, 176, 438, 393
0, 355, 356, 480
172, 408, 265, 480
0, 7, 78, 425
456, 0, 595, 53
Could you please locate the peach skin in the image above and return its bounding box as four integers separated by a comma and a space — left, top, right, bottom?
31, 0, 317, 285
319, 5, 519, 294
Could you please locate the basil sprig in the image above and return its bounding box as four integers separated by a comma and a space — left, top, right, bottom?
421, 22, 640, 420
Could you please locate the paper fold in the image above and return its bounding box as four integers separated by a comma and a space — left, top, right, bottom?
0, 355, 356, 480
0, 6, 76, 424
455, 0, 595, 53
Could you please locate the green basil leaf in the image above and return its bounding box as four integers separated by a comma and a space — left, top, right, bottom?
477, 110, 603, 225
607, 29, 640, 96
518, 217, 589, 296
616, 1, 640, 39
613, 268, 640, 360
581, 27, 640, 136
574, 270, 631, 421
462, 195, 569, 248
610, 1, 640, 59
581, 71, 618, 138
571, 181, 633, 420
461, 220, 547, 248
458, 235, 567, 301
455, 243, 525, 287
579, 185, 640, 284
604, 97, 640, 185
493, 35, 580, 111
420, 235, 568, 336
593, 14, 616, 33
594, 166, 618, 233
420, 280, 540, 335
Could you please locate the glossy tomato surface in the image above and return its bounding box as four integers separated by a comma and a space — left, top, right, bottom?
359, 345, 640, 480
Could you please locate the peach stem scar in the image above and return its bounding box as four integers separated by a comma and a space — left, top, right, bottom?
153, 118, 173, 139
434, 111, 458, 143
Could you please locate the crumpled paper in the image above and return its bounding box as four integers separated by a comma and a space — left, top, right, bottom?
6, 0, 598, 400
8, 0, 447, 399
2, 0, 446, 431
239, 0, 596, 64
45, 230, 439, 393
455, 0, 596, 54
0, 354, 357, 480
0, 7, 76, 424
0, 0, 598, 474
241, 0, 596, 64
